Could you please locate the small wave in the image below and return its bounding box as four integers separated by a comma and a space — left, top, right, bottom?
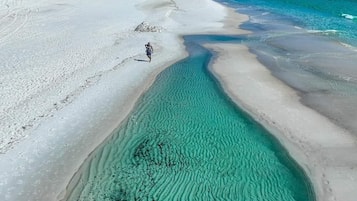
307, 29, 339, 36
307, 29, 338, 33
339, 42, 357, 52
338, 75, 354, 82
341, 13, 356, 20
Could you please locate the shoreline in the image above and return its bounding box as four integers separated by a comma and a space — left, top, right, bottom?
0, 0, 248, 200
1, 0, 356, 201
206, 43, 357, 201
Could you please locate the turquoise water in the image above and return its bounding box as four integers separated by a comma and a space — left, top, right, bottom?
65, 42, 314, 201
219, 0, 357, 133
221, 0, 357, 45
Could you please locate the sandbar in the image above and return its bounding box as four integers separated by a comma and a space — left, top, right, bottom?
1, 0, 356, 201
206, 43, 357, 201
0, 0, 247, 200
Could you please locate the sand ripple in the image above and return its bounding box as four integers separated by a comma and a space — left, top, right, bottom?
65, 44, 314, 201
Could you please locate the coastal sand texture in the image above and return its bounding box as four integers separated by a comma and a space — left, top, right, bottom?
1, 0, 356, 201
0, 0, 248, 200
206, 43, 357, 201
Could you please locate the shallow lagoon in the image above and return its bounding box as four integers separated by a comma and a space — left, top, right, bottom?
65, 40, 314, 201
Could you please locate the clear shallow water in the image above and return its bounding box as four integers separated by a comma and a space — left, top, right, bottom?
65, 42, 314, 201
218, 0, 357, 134
221, 0, 357, 45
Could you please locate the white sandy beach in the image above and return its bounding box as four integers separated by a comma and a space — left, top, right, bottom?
0, 0, 246, 200
0, 0, 356, 201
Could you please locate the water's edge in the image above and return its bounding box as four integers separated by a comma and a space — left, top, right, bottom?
63, 37, 315, 201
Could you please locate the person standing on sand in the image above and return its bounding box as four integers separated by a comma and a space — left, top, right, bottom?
145, 42, 153, 62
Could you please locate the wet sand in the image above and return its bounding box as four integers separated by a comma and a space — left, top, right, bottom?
1, 0, 356, 200
206, 43, 357, 201
0, 0, 247, 200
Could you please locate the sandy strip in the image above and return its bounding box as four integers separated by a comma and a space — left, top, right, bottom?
4, 0, 353, 200
0, 0, 248, 200
206, 43, 357, 201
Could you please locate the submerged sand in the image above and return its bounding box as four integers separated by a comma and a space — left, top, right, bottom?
206, 43, 357, 201
0, 0, 246, 200
0, 0, 356, 201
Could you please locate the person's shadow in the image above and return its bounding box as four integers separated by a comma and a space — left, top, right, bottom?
134, 59, 149, 62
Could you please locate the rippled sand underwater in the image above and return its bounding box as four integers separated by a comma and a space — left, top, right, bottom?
65, 43, 314, 201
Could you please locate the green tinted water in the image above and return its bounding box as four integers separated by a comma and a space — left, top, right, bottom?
66, 43, 314, 201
